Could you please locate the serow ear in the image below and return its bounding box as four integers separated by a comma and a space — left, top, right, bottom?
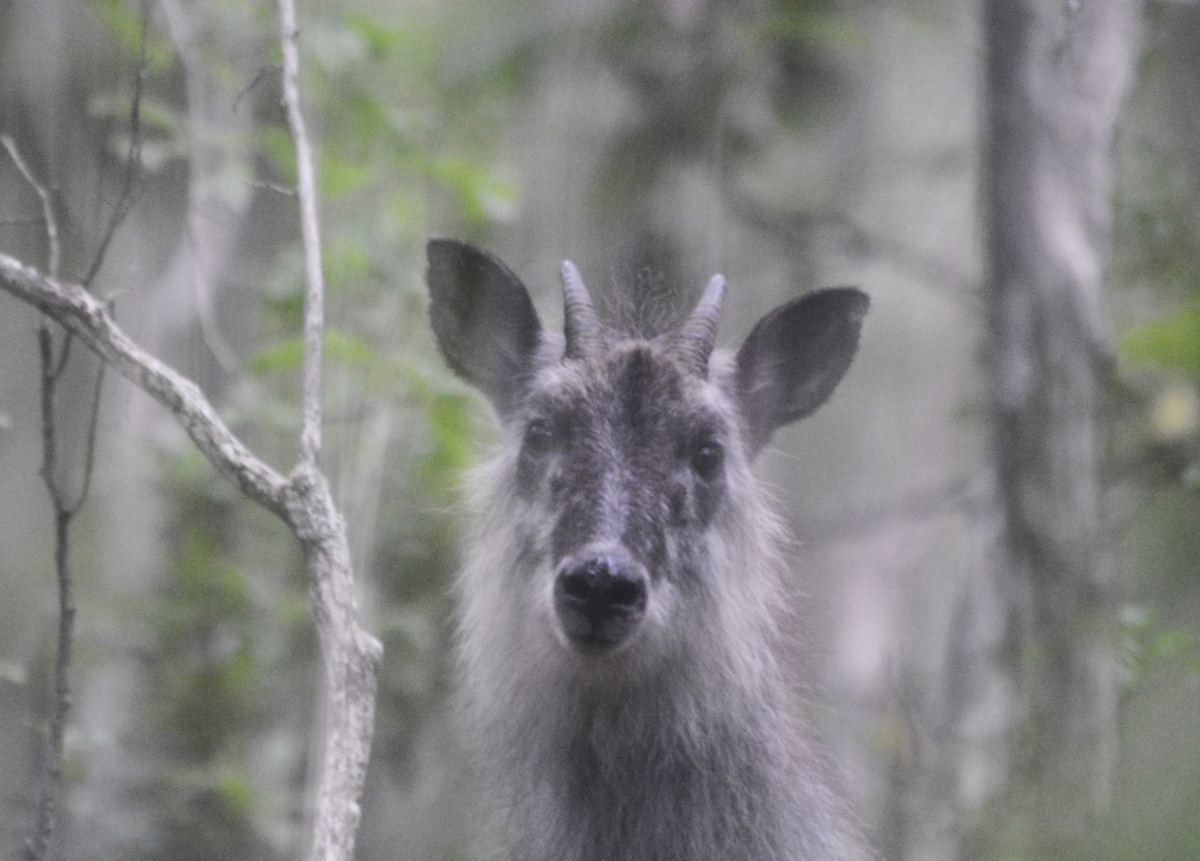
426, 238, 543, 419
735, 287, 869, 459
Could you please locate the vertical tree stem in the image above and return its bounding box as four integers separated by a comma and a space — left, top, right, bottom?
274, 5, 382, 861
277, 0, 324, 467
23, 330, 78, 861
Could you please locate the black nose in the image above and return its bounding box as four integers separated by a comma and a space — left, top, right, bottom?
554, 553, 648, 654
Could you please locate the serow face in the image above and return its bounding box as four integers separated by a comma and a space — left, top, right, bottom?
515, 344, 732, 655
426, 239, 868, 657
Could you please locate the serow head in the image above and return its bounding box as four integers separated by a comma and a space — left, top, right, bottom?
426, 239, 868, 658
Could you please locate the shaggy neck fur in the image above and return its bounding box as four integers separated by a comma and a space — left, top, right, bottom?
455, 451, 864, 861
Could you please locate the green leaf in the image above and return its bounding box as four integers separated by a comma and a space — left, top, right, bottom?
1119, 604, 1200, 690
343, 90, 394, 146
324, 239, 370, 285
319, 148, 373, 197
250, 331, 359, 373
1119, 304, 1200, 374
763, 8, 867, 52
94, 0, 176, 71
346, 15, 406, 59
258, 125, 296, 184
248, 329, 379, 374
417, 391, 472, 495
214, 768, 256, 814
428, 155, 518, 224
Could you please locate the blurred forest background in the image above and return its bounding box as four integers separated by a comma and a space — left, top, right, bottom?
1, 0, 1198, 860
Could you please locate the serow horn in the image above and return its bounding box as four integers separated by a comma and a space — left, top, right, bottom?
561, 260, 602, 360
672, 274, 726, 377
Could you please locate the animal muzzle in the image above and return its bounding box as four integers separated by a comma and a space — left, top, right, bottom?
553, 548, 648, 655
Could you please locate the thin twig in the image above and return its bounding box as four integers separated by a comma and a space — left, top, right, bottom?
67, 358, 108, 515
2, 10, 382, 861
1, 136, 60, 279
248, 179, 298, 196
0, 254, 290, 517
0, 256, 385, 861
49, 333, 73, 380
4, 135, 78, 861
277, 0, 324, 468
233, 63, 280, 114
274, 7, 383, 861
21, 330, 79, 861
82, 0, 150, 289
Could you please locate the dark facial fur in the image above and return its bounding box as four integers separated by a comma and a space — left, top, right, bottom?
515, 342, 736, 655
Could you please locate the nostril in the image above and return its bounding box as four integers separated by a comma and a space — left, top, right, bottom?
606, 576, 645, 610
557, 556, 646, 613
557, 570, 593, 603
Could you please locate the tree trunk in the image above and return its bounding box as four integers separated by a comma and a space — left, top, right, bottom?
966, 0, 1141, 849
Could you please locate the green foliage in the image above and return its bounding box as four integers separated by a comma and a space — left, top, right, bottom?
258, 124, 297, 185
428, 155, 518, 225
1114, 118, 1200, 498
248, 328, 382, 374
1120, 303, 1200, 374
86, 3, 194, 180
184, 6, 524, 855
88, 90, 189, 171
1119, 605, 1200, 695
1116, 163, 1200, 297
252, 4, 522, 237
319, 147, 375, 198
215, 767, 257, 814
761, 3, 868, 52
417, 391, 473, 500
94, 0, 177, 71
131, 457, 305, 861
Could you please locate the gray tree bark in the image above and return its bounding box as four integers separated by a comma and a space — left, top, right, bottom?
947, 0, 1142, 852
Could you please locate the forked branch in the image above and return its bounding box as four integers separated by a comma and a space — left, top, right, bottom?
275, 2, 382, 859
0, 4, 383, 860
5, 132, 106, 861
0, 253, 290, 515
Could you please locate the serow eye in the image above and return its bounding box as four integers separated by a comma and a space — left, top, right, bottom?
523, 419, 556, 456
689, 441, 724, 481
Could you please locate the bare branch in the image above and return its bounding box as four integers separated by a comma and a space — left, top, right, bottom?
2, 9, 382, 861
1, 231, 384, 861
5, 135, 83, 861
0, 250, 384, 861
21, 330, 79, 861
66, 358, 108, 516
82, 0, 150, 289
0, 254, 290, 517
277, 0, 324, 468
1, 136, 60, 279
283, 465, 382, 861
233, 63, 280, 114
274, 4, 383, 861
